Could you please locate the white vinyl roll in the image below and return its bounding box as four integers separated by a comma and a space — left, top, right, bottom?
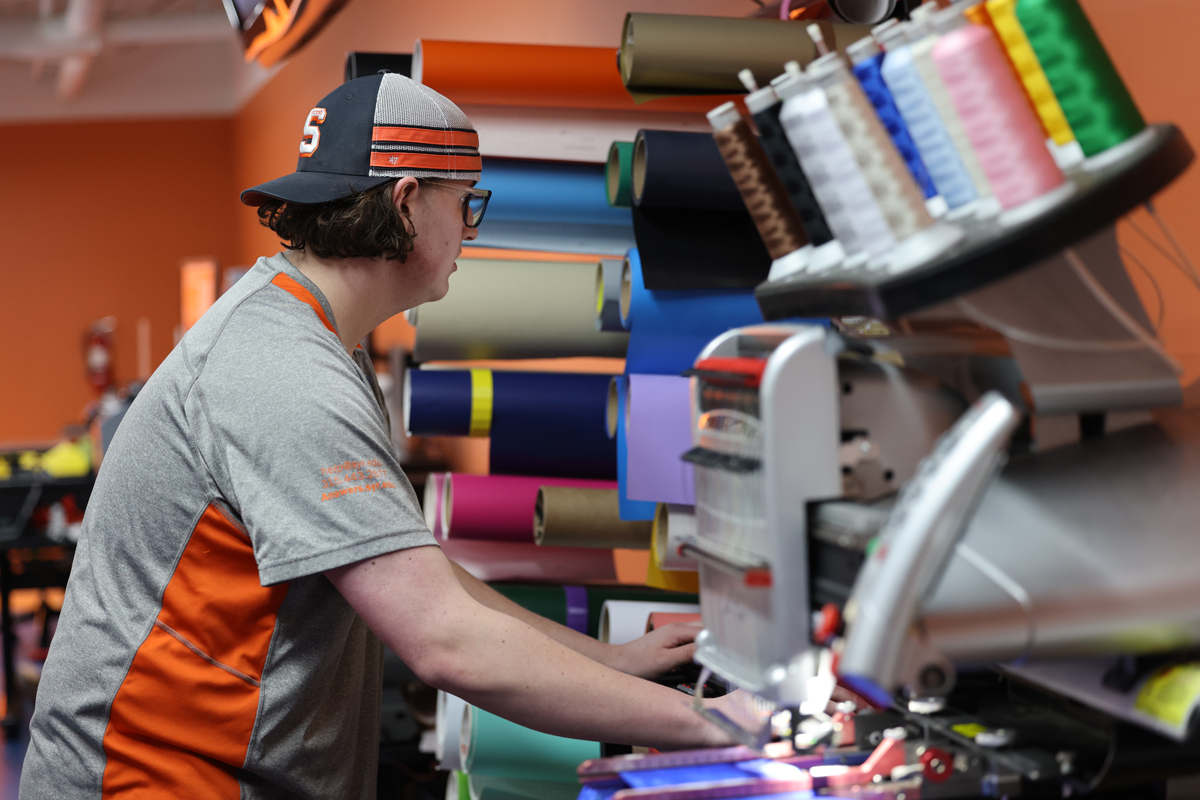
599, 600, 702, 645
435, 690, 466, 771
424, 473, 446, 541
655, 503, 698, 572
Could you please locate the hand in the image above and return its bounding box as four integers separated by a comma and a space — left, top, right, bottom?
607, 622, 702, 679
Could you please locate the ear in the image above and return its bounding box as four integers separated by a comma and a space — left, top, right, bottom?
392, 176, 419, 209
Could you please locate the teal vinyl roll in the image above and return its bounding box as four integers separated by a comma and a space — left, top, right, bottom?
463, 705, 599, 782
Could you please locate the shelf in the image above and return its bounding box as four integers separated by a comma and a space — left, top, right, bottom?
754, 124, 1194, 320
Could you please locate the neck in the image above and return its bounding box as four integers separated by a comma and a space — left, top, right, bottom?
284, 249, 402, 355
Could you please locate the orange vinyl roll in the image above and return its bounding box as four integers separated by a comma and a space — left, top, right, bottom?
645, 612, 703, 632
414, 40, 741, 114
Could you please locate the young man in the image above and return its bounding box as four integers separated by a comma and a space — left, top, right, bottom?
20, 74, 732, 799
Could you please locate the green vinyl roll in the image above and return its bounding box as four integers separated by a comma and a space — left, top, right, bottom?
618, 13, 818, 98
463, 705, 599, 781
488, 584, 698, 639
466, 774, 580, 800
1016, 0, 1144, 157
607, 141, 634, 207
490, 584, 569, 627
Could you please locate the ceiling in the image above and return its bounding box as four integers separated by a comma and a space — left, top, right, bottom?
0, 0, 276, 123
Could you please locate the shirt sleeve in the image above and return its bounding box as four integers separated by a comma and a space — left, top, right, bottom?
187, 305, 437, 586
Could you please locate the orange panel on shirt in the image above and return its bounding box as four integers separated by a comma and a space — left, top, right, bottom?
101, 504, 290, 797
271, 272, 336, 334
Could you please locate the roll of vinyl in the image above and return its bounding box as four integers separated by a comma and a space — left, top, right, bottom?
408, 259, 629, 361
405, 370, 485, 437
442, 474, 615, 542
492, 583, 697, 639
646, 612, 703, 632
621, 249, 762, 376
467, 774, 580, 800
631, 205, 772, 290
447, 771, 468, 800
708, 103, 811, 260
463, 105, 709, 164
535, 486, 653, 549
599, 600, 701, 645
654, 503, 698, 572
618, 13, 818, 97
934, 23, 1066, 211
646, 520, 701, 593
471, 158, 634, 255
626, 374, 695, 505
607, 142, 634, 207
596, 259, 625, 332
438, 538, 617, 583
631, 130, 744, 211
1016, 0, 1145, 158
612, 376, 657, 522
462, 705, 599, 781
414, 39, 738, 113
436, 691, 467, 770
424, 472, 446, 540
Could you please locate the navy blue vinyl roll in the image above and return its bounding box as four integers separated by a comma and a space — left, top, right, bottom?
632, 130, 745, 211
622, 249, 763, 376
405, 369, 473, 436
489, 371, 616, 480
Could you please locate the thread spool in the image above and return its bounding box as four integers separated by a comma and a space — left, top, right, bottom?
1016, 0, 1145, 160
845, 36, 941, 207
982, 0, 1079, 164
933, 22, 1070, 218
906, 9, 997, 211
876, 25, 979, 211
778, 73, 895, 265
807, 50, 934, 244
708, 102, 811, 266
745, 81, 848, 278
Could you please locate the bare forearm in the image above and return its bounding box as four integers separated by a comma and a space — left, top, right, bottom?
449, 560, 614, 666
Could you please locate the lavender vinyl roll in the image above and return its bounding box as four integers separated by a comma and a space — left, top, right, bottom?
625, 374, 695, 505
611, 376, 657, 522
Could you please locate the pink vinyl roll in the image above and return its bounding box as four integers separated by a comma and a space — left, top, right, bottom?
626, 374, 695, 505
442, 473, 617, 542
933, 23, 1063, 210
437, 538, 618, 583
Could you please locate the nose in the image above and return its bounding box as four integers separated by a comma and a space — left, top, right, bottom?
461, 224, 479, 242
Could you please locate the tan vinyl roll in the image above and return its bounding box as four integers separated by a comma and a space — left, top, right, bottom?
408, 259, 629, 361
534, 486, 652, 549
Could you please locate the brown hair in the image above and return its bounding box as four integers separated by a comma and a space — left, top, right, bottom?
256, 179, 417, 262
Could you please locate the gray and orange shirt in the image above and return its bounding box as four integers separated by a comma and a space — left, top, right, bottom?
20, 253, 436, 799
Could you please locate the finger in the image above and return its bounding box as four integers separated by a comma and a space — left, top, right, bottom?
650, 621, 704, 648
658, 641, 698, 671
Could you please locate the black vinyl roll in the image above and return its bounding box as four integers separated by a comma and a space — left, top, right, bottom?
632, 205, 772, 290
632, 130, 745, 211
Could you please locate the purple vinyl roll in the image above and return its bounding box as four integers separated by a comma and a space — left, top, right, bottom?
626, 374, 695, 505
564, 585, 589, 634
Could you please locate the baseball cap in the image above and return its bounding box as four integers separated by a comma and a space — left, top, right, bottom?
240, 72, 481, 207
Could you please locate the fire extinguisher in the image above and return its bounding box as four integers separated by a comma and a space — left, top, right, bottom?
83, 317, 117, 395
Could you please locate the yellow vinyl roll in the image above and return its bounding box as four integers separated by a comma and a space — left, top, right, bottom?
985, 0, 1076, 146
534, 486, 653, 549
646, 522, 700, 592
467, 369, 493, 437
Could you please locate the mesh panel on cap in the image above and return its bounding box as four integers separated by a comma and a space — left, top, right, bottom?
370, 73, 481, 180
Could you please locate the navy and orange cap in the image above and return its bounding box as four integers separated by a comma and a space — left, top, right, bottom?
240, 73, 481, 207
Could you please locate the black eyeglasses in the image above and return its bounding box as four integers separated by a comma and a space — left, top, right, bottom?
422, 179, 491, 228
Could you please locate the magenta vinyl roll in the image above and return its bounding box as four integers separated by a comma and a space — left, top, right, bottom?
438, 538, 617, 583
625, 375, 695, 505
442, 473, 617, 542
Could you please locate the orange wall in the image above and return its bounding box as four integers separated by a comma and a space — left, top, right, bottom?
0, 118, 237, 443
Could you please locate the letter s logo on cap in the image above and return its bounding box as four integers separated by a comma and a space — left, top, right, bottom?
299, 107, 327, 157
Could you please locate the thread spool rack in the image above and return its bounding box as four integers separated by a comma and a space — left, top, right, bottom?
754, 123, 1192, 319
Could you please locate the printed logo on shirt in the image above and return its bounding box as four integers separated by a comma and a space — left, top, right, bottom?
320, 459, 396, 502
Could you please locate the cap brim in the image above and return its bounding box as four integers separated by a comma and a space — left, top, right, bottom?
239, 171, 394, 207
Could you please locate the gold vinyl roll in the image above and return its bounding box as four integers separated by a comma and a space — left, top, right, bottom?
534, 486, 653, 549
408, 259, 629, 361
618, 13, 818, 98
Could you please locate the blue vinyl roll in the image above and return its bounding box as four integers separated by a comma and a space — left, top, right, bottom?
615, 376, 656, 521
405, 369, 473, 436
489, 371, 616, 480
852, 53, 938, 201
623, 249, 763, 376
880, 46, 978, 210
470, 158, 635, 255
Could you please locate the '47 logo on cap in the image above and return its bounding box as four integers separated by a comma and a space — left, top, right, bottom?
299, 108, 327, 157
